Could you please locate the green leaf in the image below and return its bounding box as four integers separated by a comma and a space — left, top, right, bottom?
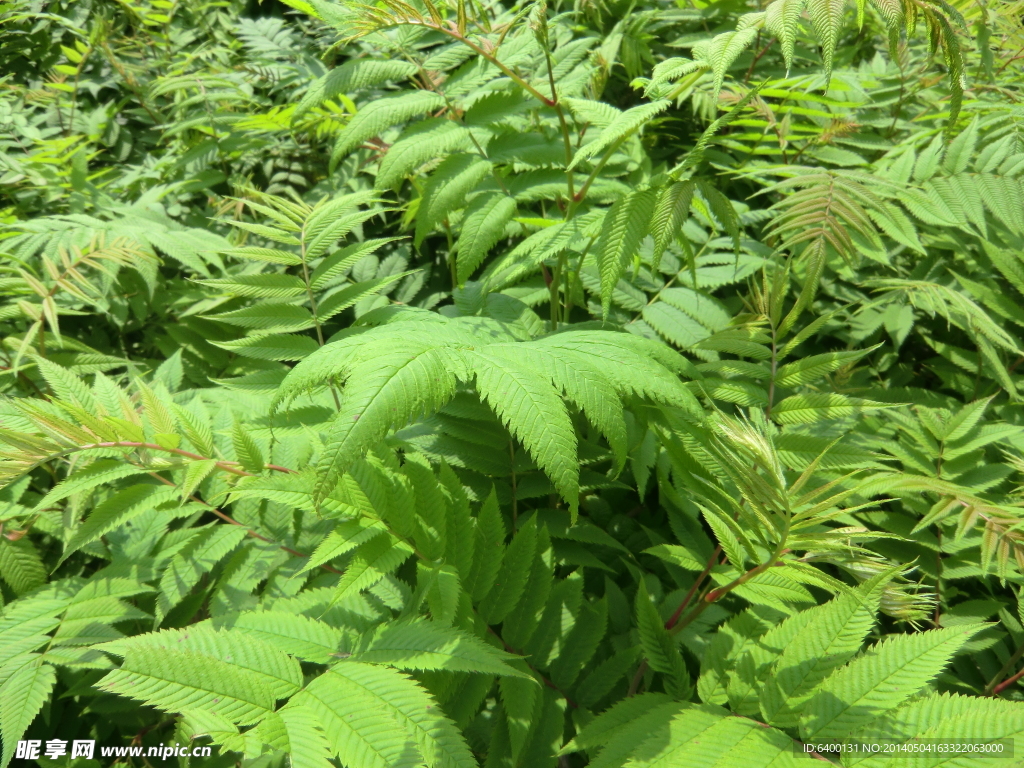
220, 246, 303, 265
294, 59, 418, 121
310, 237, 404, 290
422, 562, 460, 627
479, 517, 538, 625
61, 485, 178, 564
314, 342, 461, 505
694, 28, 759, 95
501, 524, 553, 650
806, 0, 847, 79
455, 193, 517, 284
799, 624, 986, 741
97, 646, 276, 725
596, 189, 657, 319
375, 119, 471, 190
468, 350, 580, 515
331, 90, 447, 171
316, 271, 415, 322
272, 705, 335, 768
306, 207, 383, 261
484, 343, 628, 470
500, 671, 538, 763
770, 393, 896, 424
465, 489, 506, 602
225, 221, 299, 244
942, 116, 979, 174
214, 333, 319, 361
764, 0, 806, 72
635, 581, 688, 696
210, 611, 343, 665
156, 525, 248, 621
295, 662, 476, 768
0, 538, 46, 596
232, 422, 265, 472
760, 573, 890, 727
620, 704, 818, 766
568, 101, 670, 170
414, 154, 492, 247
643, 543, 706, 571
650, 180, 695, 270
199, 273, 308, 298
849, 693, 1024, 768
353, 619, 529, 677
332, 535, 414, 605
98, 625, 304, 699
773, 346, 878, 388
550, 598, 608, 689
0, 663, 57, 768
207, 303, 315, 332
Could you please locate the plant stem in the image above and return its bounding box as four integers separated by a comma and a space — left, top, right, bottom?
628, 546, 786, 696
537, 8, 576, 203
549, 251, 564, 330
430, 26, 554, 107
146, 471, 340, 573
33, 441, 295, 479
627, 544, 723, 696
992, 665, 1024, 697
984, 638, 1024, 695
668, 545, 722, 629
299, 225, 342, 408
567, 135, 628, 216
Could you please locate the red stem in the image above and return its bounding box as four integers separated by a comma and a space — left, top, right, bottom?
994, 667, 1024, 696
74, 441, 296, 476
146, 470, 340, 573
666, 545, 722, 630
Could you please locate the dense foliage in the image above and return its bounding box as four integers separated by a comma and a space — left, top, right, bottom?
2, 0, 1024, 764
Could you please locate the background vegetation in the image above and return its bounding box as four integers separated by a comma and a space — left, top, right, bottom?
2, 0, 1024, 765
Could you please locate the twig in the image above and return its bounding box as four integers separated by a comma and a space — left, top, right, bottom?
992, 666, 1024, 697
145, 471, 341, 574
32, 440, 296, 478
984, 638, 1024, 696
628, 544, 722, 696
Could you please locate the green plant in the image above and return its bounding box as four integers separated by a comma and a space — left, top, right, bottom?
3, 0, 1024, 765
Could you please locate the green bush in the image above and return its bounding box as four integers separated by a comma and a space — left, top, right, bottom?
2, 0, 1024, 765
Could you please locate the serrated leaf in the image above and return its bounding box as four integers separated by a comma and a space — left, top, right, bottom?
456, 193, 517, 284
771, 393, 896, 424
295, 662, 476, 768
332, 90, 446, 171
774, 346, 877, 388
0, 538, 46, 596
414, 154, 492, 247
596, 189, 657, 319
295, 59, 418, 121
97, 646, 276, 725
760, 573, 891, 727
799, 624, 985, 741
0, 663, 57, 768
61, 485, 178, 564
375, 119, 471, 190
353, 619, 528, 677
208, 303, 315, 332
